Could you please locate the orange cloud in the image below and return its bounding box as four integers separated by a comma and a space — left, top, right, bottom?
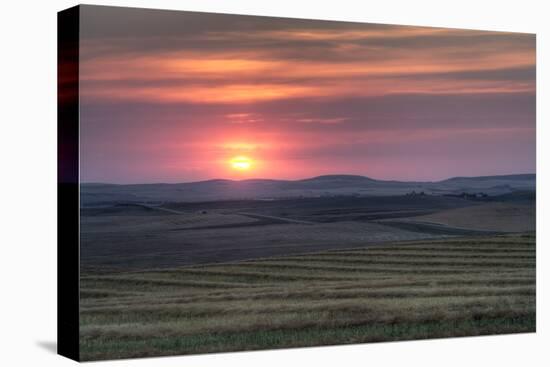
80, 25, 535, 104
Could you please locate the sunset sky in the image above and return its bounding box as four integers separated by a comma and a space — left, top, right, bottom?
79, 6, 536, 184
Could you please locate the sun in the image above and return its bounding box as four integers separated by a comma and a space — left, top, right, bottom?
230, 156, 253, 171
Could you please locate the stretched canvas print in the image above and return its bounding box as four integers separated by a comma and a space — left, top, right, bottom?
58, 4, 536, 361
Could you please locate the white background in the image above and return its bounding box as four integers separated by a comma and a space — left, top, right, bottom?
0, 0, 547, 365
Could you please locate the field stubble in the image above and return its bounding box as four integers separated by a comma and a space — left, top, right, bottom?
79, 233, 535, 360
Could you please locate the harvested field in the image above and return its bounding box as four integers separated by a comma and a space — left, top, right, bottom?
80, 216, 443, 270
399, 202, 535, 232
79, 233, 535, 360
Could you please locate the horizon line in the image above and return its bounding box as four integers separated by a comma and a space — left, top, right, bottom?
80, 172, 536, 186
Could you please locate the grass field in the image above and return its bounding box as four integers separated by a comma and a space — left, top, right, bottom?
406, 202, 535, 232
79, 233, 535, 361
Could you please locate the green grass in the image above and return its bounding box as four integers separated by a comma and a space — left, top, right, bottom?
79, 233, 535, 361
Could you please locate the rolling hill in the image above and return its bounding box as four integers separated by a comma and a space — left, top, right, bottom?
81, 174, 535, 206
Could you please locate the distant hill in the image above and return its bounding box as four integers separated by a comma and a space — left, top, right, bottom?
440, 174, 535, 183
80, 174, 536, 206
